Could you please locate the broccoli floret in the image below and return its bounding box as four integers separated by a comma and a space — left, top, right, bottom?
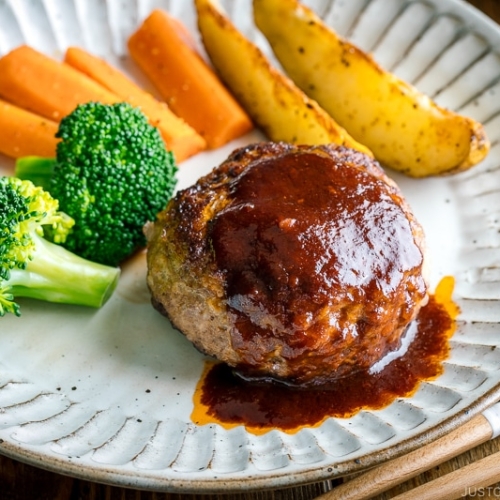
16, 102, 178, 267
0, 176, 120, 317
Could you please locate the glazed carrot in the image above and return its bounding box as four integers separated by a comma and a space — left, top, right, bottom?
0, 99, 59, 159
127, 9, 253, 149
0, 45, 120, 122
64, 47, 206, 162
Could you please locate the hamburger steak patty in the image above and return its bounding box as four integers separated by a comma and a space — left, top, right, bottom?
145, 142, 428, 386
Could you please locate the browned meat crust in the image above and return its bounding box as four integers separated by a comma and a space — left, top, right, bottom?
145, 142, 428, 386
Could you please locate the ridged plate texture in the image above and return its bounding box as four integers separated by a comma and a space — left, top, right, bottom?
1, 0, 500, 493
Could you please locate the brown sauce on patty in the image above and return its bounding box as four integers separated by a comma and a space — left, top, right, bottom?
209, 149, 427, 383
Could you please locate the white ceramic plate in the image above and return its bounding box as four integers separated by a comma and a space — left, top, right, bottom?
1, 0, 500, 493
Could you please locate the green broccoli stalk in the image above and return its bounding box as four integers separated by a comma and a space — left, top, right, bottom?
16, 102, 178, 267
0, 176, 120, 317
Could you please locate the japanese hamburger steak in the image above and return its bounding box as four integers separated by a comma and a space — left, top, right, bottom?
145, 142, 428, 386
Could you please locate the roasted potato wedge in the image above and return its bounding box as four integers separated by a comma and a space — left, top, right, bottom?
253, 0, 490, 177
194, 0, 371, 155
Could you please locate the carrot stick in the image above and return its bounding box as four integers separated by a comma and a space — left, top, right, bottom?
0, 45, 120, 122
64, 46, 206, 162
127, 9, 253, 149
0, 98, 59, 159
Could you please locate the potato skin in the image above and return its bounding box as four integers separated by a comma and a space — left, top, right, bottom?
253, 0, 490, 177
194, 0, 371, 156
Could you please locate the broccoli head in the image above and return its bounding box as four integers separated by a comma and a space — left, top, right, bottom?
0, 176, 120, 317
16, 102, 178, 267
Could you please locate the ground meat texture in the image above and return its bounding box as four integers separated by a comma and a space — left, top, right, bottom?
145, 142, 428, 386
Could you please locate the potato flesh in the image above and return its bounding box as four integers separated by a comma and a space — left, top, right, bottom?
194, 0, 371, 155
253, 0, 490, 177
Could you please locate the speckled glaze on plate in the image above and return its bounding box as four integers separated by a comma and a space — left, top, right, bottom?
1, 0, 500, 493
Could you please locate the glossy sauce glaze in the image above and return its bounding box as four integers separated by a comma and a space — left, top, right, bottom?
191, 277, 459, 434
208, 147, 427, 383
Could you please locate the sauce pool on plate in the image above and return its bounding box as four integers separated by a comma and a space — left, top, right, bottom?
191, 276, 459, 434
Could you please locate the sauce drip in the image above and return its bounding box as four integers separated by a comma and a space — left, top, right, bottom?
191, 277, 459, 434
